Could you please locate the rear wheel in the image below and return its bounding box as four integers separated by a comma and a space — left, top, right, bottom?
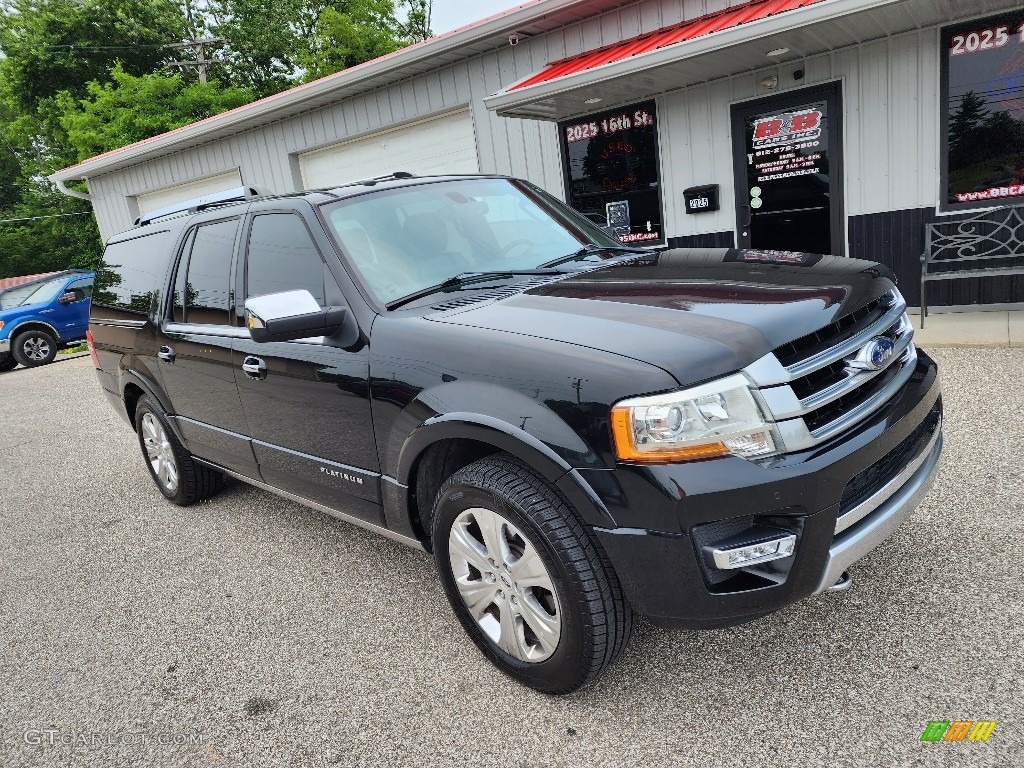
12, 330, 58, 367
431, 456, 633, 694
134, 394, 221, 506
0, 356, 17, 372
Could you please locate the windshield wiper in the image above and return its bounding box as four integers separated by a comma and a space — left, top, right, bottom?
385, 269, 562, 311
539, 244, 646, 269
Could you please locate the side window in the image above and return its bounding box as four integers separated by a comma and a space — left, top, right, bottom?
65, 278, 94, 301
178, 219, 238, 325
246, 213, 326, 306
92, 230, 174, 318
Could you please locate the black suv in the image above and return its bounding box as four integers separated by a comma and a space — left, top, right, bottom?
88, 174, 943, 693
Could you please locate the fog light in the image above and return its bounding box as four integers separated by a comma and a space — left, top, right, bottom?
710, 534, 796, 570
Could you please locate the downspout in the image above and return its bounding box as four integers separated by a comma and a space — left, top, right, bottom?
54, 178, 91, 201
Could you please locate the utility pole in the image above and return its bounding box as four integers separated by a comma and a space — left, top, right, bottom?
165, 37, 224, 83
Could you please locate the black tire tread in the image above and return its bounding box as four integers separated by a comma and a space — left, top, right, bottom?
436, 455, 633, 693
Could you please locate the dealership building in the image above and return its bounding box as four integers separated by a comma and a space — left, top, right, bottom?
51, 0, 1024, 309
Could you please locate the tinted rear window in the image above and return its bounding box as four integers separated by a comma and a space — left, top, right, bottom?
93, 230, 175, 318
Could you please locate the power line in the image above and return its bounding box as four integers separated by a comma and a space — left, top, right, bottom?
0, 211, 93, 225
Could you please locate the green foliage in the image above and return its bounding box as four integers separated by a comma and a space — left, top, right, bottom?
0, 0, 188, 109
57, 64, 254, 162
208, 0, 427, 95
0, 0, 429, 279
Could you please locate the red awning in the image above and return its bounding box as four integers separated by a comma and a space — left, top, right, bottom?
510, 0, 825, 92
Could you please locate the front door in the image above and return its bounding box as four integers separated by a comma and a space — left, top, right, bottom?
732, 83, 844, 255
232, 208, 381, 525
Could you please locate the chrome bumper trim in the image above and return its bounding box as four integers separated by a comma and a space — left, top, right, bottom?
813, 431, 943, 594
0, 338, 9, 354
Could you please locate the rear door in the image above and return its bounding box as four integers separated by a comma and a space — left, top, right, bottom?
232, 204, 381, 524
157, 215, 259, 477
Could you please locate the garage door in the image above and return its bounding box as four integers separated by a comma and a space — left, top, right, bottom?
136, 170, 244, 217
299, 110, 478, 188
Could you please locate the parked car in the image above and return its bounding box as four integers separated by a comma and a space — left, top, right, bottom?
0, 269, 95, 372
87, 175, 943, 693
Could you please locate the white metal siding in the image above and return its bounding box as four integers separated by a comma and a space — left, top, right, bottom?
135, 169, 243, 217
658, 28, 941, 246
299, 110, 478, 188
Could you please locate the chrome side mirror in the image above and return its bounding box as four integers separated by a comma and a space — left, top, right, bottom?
244, 290, 348, 344
57, 291, 78, 305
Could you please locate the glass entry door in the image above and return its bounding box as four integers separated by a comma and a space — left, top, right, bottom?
731, 83, 844, 255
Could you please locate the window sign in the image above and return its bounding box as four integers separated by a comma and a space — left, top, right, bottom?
942, 11, 1024, 210
560, 100, 664, 245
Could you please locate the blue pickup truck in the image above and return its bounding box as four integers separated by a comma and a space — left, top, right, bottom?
0, 269, 95, 372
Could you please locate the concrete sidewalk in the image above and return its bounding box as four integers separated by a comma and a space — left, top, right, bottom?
911, 310, 1024, 347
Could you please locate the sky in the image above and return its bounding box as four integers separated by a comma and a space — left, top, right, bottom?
430, 0, 529, 34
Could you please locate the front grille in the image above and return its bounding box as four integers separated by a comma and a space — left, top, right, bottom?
803, 347, 911, 433
839, 404, 942, 515
747, 289, 918, 452
774, 294, 889, 368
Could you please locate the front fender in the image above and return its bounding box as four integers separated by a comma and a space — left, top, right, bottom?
394, 410, 617, 528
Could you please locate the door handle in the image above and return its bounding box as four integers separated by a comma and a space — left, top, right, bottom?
158, 345, 175, 363
242, 355, 267, 380
741, 203, 752, 228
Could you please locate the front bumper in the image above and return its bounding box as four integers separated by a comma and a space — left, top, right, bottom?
0, 338, 9, 355
586, 348, 943, 628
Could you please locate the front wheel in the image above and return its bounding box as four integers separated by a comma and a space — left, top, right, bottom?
431, 456, 633, 694
12, 329, 58, 367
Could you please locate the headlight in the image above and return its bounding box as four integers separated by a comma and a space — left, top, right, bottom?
610, 374, 776, 462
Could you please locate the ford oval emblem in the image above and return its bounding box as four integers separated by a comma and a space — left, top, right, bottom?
850, 337, 896, 371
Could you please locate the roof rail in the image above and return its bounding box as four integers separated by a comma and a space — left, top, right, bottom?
355, 171, 416, 187
135, 185, 264, 226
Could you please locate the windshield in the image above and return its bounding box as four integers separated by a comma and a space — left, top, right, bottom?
0, 278, 65, 309
321, 178, 623, 306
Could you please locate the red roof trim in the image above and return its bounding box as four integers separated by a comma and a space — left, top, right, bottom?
509, 0, 825, 91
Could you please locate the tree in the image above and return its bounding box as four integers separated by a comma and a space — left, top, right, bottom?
207, 0, 425, 96
397, 0, 431, 42
0, 0, 188, 108
301, 0, 407, 81
57, 63, 254, 161
948, 90, 990, 170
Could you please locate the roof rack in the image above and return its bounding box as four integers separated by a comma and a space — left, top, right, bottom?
354, 171, 416, 187
135, 185, 264, 226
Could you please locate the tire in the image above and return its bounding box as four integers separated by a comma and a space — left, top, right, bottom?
134, 394, 221, 506
12, 329, 58, 367
431, 456, 633, 694
0, 356, 17, 373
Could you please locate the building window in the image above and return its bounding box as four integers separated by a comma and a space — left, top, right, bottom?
560, 100, 664, 245
942, 11, 1024, 211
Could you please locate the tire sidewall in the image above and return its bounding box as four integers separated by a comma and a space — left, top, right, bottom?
432, 480, 590, 693
13, 330, 57, 367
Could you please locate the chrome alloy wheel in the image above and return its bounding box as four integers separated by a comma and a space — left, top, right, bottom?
22, 336, 51, 361
141, 412, 179, 493
448, 507, 561, 662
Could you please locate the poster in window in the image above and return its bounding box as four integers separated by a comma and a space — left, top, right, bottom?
943, 11, 1024, 209
560, 101, 664, 245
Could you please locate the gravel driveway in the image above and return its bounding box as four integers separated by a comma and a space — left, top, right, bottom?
0, 349, 1020, 767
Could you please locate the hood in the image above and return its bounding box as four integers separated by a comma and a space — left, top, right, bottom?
426, 248, 897, 387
